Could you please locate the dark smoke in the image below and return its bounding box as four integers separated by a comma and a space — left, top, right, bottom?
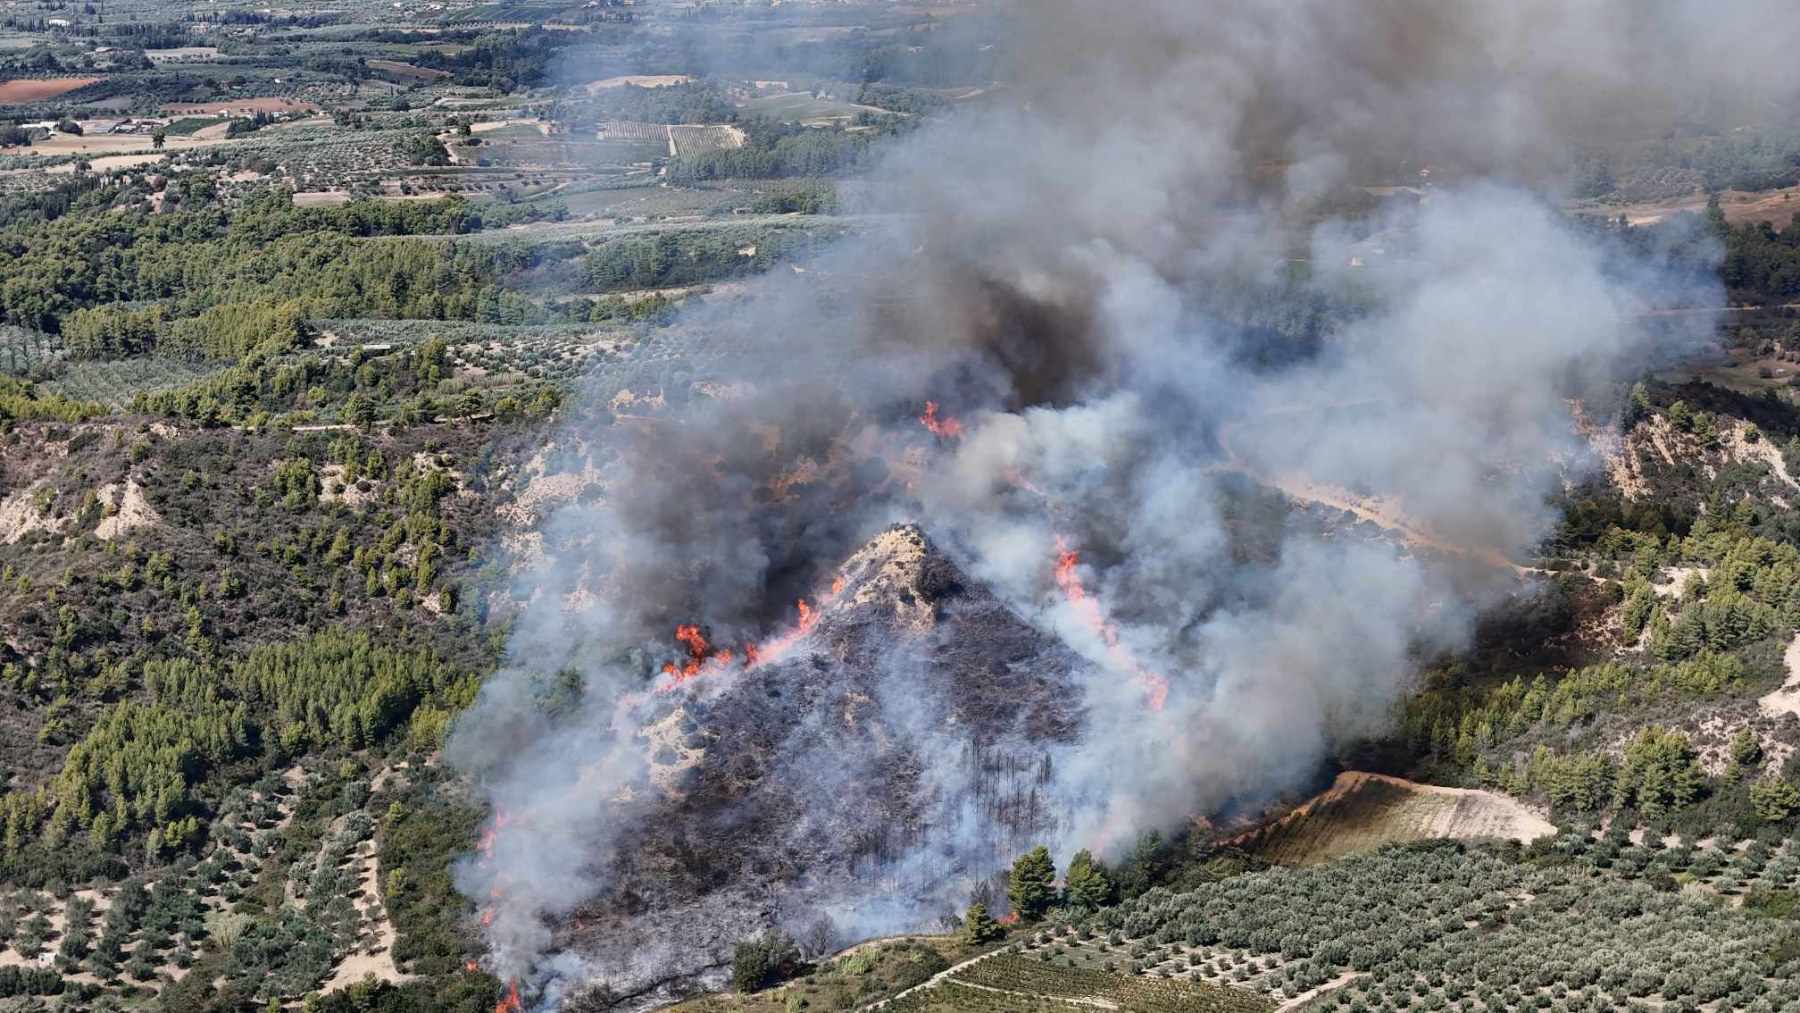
445, 0, 1799, 1003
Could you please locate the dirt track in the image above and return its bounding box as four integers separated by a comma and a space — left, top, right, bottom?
1215, 409, 1532, 575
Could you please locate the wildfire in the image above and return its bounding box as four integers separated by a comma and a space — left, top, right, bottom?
658, 577, 844, 690
1052, 537, 1169, 711
477, 809, 513, 860
660, 624, 735, 685
919, 401, 964, 440
496, 978, 524, 1013
744, 598, 820, 669
481, 884, 504, 928
466, 960, 481, 973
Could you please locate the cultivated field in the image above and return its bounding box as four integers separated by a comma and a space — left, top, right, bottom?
0, 77, 102, 102
164, 98, 320, 116
1236, 772, 1555, 866
368, 60, 451, 82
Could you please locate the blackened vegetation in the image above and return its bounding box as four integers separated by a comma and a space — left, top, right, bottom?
557, 527, 1084, 997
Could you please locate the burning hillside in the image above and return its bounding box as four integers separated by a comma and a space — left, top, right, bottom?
440, 1, 1761, 1007
478, 525, 1087, 1002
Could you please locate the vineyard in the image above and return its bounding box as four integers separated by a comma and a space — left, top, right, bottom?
669, 125, 747, 159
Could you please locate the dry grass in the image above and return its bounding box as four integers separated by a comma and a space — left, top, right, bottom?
1236, 772, 1554, 866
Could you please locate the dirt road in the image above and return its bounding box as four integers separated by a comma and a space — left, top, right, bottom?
1214, 409, 1533, 575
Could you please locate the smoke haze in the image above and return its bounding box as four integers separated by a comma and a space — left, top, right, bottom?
445, 0, 1799, 1003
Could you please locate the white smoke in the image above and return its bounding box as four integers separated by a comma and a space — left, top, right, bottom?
442, 0, 1800, 1003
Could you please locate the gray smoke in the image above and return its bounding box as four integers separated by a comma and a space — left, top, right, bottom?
445, 0, 1797, 1002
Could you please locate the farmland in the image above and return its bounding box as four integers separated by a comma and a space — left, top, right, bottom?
0, 77, 102, 103
1237, 773, 1555, 866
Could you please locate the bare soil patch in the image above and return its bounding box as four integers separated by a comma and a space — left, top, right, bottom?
95, 478, 162, 540
1758, 634, 1800, 718
1236, 772, 1554, 865
0, 77, 102, 102
1568, 184, 1800, 228
368, 59, 450, 82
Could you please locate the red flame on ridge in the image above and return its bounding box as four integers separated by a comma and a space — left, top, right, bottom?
658, 577, 845, 692
1053, 537, 1169, 711
919, 401, 964, 440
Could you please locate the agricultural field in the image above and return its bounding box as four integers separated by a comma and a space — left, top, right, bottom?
1237, 773, 1555, 866
0, 77, 103, 103
1018, 842, 1800, 1013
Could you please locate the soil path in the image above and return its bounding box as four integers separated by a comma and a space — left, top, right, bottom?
859, 947, 1007, 1011
1215, 410, 1533, 575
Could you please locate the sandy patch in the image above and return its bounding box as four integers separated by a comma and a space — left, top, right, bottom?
320, 464, 376, 509
319, 836, 408, 992
94, 478, 161, 540
0, 481, 64, 544
1725, 420, 1800, 492
0, 77, 101, 102
1652, 566, 1710, 599
1758, 634, 1800, 718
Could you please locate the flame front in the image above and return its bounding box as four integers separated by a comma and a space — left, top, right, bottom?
919, 401, 964, 439
659, 577, 844, 690
496, 978, 523, 1013
1052, 538, 1169, 711
661, 624, 734, 686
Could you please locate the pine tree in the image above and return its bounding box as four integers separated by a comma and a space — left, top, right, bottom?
1064, 848, 1114, 910
961, 902, 1001, 944
1007, 846, 1056, 921
1729, 728, 1763, 777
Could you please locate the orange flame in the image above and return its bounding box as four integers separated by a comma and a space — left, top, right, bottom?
477, 809, 513, 860
1052, 537, 1169, 711
466, 960, 481, 973
746, 598, 820, 669
999, 911, 1021, 926
659, 578, 843, 690
659, 624, 735, 688
496, 978, 523, 1013
919, 401, 964, 439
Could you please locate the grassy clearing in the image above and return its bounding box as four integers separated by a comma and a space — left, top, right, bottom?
1236, 774, 1553, 867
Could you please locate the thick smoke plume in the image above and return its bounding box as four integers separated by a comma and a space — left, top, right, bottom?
446, 0, 1797, 1003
